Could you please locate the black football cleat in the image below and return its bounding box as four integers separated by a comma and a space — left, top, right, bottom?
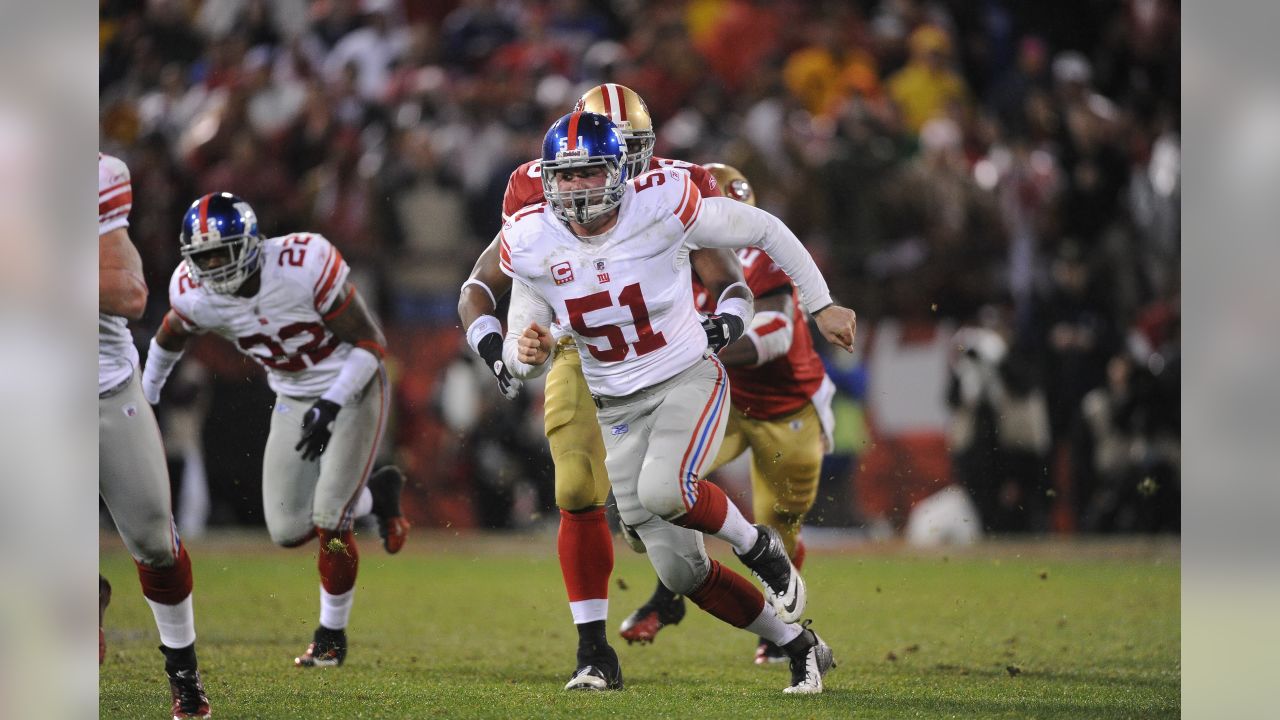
735, 525, 806, 623
782, 622, 836, 694
166, 667, 211, 719
565, 644, 623, 691
294, 626, 347, 668
564, 662, 624, 691
160, 643, 210, 718
367, 466, 410, 554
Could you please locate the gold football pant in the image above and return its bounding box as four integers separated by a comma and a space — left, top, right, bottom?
705, 402, 824, 558
543, 342, 610, 510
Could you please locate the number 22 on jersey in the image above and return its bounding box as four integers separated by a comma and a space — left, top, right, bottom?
565, 283, 666, 362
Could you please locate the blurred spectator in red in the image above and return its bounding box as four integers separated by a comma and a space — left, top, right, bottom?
618, 21, 702, 124
486, 6, 573, 79
689, 0, 785, 95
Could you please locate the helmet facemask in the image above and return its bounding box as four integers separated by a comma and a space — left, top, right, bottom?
542, 153, 628, 226
181, 230, 262, 294
620, 130, 655, 179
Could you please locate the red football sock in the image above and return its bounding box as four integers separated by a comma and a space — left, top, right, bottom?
671, 480, 729, 534
557, 508, 613, 603
136, 543, 193, 605
793, 537, 807, 571
317, 529, 359, 595
688, 559, 766, 628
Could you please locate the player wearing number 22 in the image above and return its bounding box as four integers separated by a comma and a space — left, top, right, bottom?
502, 111, 858, 694
141, 192, 410, 669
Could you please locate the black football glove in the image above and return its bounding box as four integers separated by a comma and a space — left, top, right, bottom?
477, 332, 522, 400
702, 313, 745, 353
296, 399, 341, 461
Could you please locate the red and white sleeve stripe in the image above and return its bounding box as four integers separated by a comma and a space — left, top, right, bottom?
313, 245, 348, 312
673, 174, 703, 231
98, 154, 133, 235
499, 232, 514, 275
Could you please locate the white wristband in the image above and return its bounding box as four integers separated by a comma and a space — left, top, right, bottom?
321, 347, 381, 407
466, 315, 503, 356
142, 338, 184, 405
716, 296, 753, 327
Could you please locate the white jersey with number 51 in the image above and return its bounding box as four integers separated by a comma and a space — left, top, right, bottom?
500, 168, 834, 398
167, 233, 354, 398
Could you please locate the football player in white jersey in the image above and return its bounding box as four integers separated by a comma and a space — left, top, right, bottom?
460, 83, 745, 692
141, 192, 410, 669
98, 153, 212, 719
502, 112, 857, 694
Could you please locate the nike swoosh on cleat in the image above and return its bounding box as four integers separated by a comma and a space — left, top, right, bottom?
781, 575, 801, 613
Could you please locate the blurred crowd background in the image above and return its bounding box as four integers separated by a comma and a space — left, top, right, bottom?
98, 0, 1179, 541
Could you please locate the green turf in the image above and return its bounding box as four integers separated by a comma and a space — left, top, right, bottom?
100, 531, 1179, 719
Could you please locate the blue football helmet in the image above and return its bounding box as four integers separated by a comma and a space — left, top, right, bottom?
541, 111, 628, 225
179, 192, 262, 294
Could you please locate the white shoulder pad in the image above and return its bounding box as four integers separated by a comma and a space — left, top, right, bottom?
630, 167, 702, 232
273, 233, 351, 315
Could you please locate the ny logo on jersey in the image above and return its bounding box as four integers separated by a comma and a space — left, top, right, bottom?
552, 261, 575, 286
594, 259, 610, 284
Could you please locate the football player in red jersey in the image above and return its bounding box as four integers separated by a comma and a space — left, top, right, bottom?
98, 153, 211, 719
619, 164, 839, 665
142, 193, 410, 670
458, 84, 746, 691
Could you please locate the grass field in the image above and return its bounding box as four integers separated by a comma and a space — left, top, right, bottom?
99, 530, 1179, 719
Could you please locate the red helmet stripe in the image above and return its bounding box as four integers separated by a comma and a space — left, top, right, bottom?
563, 112, 578, 149
599, 85, 613, 117
609, 84, 627, 122
566, 112, 581, 150
197, 194, 211, 234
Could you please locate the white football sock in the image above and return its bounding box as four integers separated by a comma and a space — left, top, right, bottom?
351, 487, 373, 518
319, 586, 355, 630
146, 595, 196, 649
745, 605, 803, 647
717, 502, 760, 555
568, 599, 608, 625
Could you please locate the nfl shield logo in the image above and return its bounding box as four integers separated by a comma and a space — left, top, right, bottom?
594, 259, 610, 283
